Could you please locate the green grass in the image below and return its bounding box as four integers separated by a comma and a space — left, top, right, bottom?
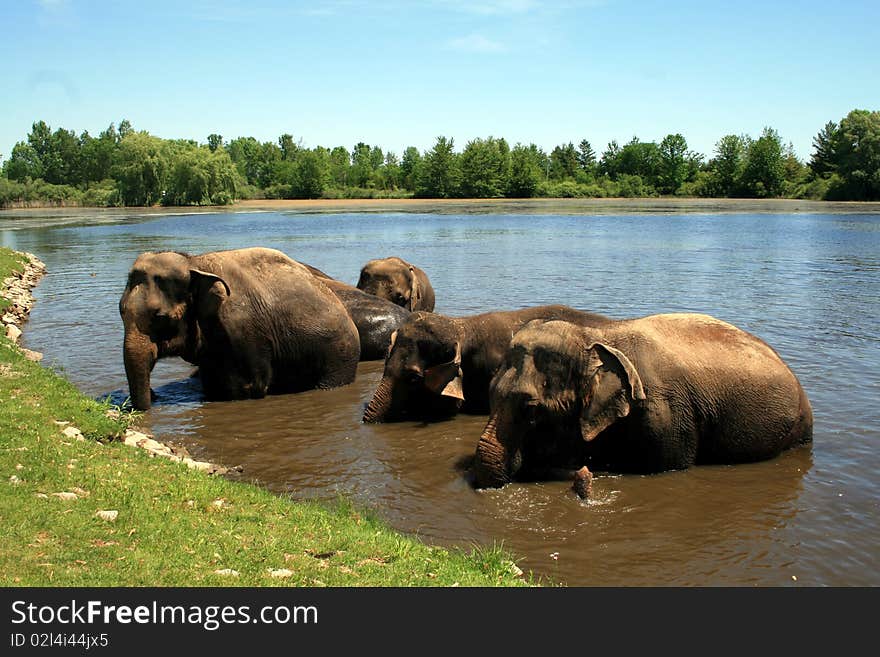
0, 247, 530, 587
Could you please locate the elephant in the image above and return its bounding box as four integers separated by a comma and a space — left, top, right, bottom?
362, 305, 613, 423
319, 277, 412, 361
119, 247, 360, 410
356, 256, 436, 312
472, 314, 813, 497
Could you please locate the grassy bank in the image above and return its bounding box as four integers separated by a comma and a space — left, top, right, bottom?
0, 248, 528, 586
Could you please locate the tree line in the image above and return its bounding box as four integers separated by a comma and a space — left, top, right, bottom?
1, 109, 877, 207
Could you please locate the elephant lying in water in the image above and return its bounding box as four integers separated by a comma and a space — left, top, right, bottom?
357, 256, 435, 312
362, 305, 612, 422
119, 248, 360, 410
473, 314, 813, 497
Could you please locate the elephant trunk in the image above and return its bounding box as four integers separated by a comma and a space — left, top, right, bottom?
123, 323, 158, 411
474, 413, 520, 489
363, 375, 395, 423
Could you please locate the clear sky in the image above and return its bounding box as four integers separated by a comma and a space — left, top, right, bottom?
2, 0, 878, 163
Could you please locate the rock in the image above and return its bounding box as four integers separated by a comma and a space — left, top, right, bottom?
6, 324, 22, 342
22, 349, 43, 362
213, 569, 239, 577
9, 475, 22, 485
95, 510, 118, 522
2, 313, 16, 324
268, 568, 294, 579
51, 491, 78, 501
62, 426, 85, 441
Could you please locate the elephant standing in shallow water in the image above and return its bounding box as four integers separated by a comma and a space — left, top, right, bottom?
357, 256, 435, 312
362, 305, 612, 422
119, 247, 360, 410
473, 314, 813, 496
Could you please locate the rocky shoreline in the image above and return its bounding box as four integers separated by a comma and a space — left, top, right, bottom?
1, 250, 236, 476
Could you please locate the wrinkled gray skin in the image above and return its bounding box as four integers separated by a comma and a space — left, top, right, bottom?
119, 248, 360, 410
357, 257, 435, 312
320, 278, 412, 361
473, 315, 814, 495
362, 305, 612, 423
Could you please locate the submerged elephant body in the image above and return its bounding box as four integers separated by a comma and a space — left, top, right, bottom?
319, 279, 412, 360
119, 248, 360, 410
362, 305, 613, 422
357, 256, 435, 312
474, 314, 813, 491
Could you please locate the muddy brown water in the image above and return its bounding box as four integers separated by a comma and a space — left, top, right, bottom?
1, 207, 878, 586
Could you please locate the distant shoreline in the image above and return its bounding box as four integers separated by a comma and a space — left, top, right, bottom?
2, 196, 880, 217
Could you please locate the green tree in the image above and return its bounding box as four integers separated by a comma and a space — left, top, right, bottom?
809, 121, 838, 178
599, 140, 621, 178
549, 142, 579, 180
741, 127, 785, 197
226, 137, 280, 188
278, 133, 298, 161
400, 146, 422, 191
118, 119, 133, 140
417, 136, 460, 198
350, 142, 373, 187
616, 138, 660, 184
292, 149, 329, 199
329, 146, 350, 187
112, 131, 168, 206
164, 142, 238, 205
657, 133, 690, 195
79, 124, 119, 182
382, 151, 401, 190
3, 142, 43, 181
829, 109, 880, 200
459, 137, 510, 198
508, 143, 543, 197
207, 134, 223, 152
577, 139, 597, 177
707, 134, 748, 197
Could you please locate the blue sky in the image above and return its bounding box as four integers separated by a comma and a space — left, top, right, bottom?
2, 0, 878, 163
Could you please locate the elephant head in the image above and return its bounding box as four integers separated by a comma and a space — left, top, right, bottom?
474, 320, 645, 489
119, 251, 228, 410
357, 257, 430, 311
362, 312, 463, 422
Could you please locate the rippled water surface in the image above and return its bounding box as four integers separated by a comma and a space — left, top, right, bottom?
2, 208, 878, 586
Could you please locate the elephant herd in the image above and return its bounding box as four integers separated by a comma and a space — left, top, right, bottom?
120, 247, 813, 499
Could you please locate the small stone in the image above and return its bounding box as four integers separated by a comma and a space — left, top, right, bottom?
52, 492, 78, 501
213, 569, 239, 577
22, 349, 43, 362
2, 313, 16, 324
62, 426, 85, 441
34, 493, 48, 499
71, 487, 90, 497
95, 510, 119, 522
268, 568, 294, 579
9, 475, 22, 485
6, 325, 22, 342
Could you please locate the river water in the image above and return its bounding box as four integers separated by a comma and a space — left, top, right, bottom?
2, 207, 878, 586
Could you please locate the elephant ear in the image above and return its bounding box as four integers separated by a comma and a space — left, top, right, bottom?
190, 269, 231, 319
423, 341, 464, 400
407, 266, 421, 311
580, 342, 645, 442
